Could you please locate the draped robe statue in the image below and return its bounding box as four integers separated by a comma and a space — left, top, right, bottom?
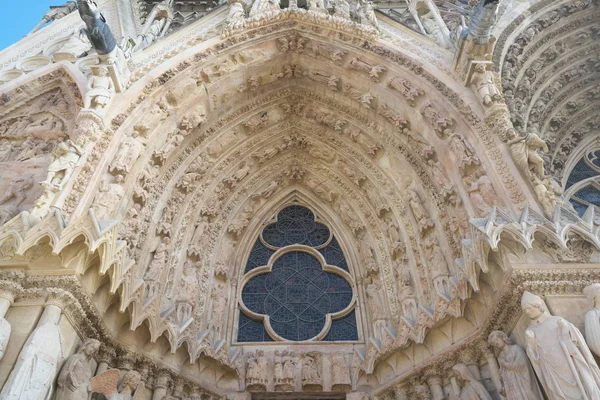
0, 305, 63, 400
522, 291, 600, 400
56, 338, 101, 400
584, 283, 600, 358
452, 363, 493, 400
488, 330, 543, 399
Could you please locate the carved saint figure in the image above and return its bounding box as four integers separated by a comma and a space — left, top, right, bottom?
209, 283, 228, 339
331, 354, 351, 387
135, 18, 166, 51
110, 131, 144, 174
452, 363, 493, 400
470, 63, 501, 106
90, 369, 143, 400
302, 354, 320, 384
84, 66, 115, 110
249, 0, 280, 17
274, 350, 284, 384
333, 0, 350, 18
521, 291, 600, 399
488, 330, 543, 399
450, 132, 478, 169
226, 0, 246, 28
144, 237, 170, 297
408, 189, 433, 234
507, 128, 549, 179
56, 338, 101, 400
282, 350, 295, 384
93, 175, 125, 220
0, 305, 64, 400
44, 141, 83, 190
365, 277, 385, 320
584, 283, 600, 358
357, 0, 379, 30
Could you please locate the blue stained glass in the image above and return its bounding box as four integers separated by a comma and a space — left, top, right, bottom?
324, 310, 359, 341
237, 313, 273, 342
574, 185, 600, 206
261, 205, 331, 248
570, 198, 589, 216
238, 205, 357, 342
241, 250, 353, 341
318, 237, 349, 271
566, 159, 600, 189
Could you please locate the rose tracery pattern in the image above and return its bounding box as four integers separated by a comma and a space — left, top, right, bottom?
238, 205, 357, 342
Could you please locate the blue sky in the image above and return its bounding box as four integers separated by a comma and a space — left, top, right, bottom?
0, 0, 59, 50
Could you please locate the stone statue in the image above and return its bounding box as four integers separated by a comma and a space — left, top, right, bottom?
90, 369, 143, 399
333, 0, 350, 19
44, 141, 83, 190
0, 305, 64, 399
110, 131, 144, 175
365, 277, 385, 320
308, 0, 327, 13
487, 330, 543, 399
134, 17, 166, 52
93, 175, 125, 220
421, 12, 446, 46
225, 0, 246, 29
249, 0, 280, 17
144, 237, 171, 297
331, 354, 351, 387
77, 0, 117, 55
281, 350, 295, 385
452, 363, 493, 400
470, 63, 501, 106
0, 175, 33, 226
54, 28, 92, 61
507, 128, 549, 179
84, 66, 115, 111
302, 353, 320, 385
56, 338, 101, 400
521, 291, 600, 399
209, 283, 227, 339
584, 283, 600, 358
246, 351, 265, 389
408, 190, 434, 235
357, 0, 379, 30
274, 350, 284, 384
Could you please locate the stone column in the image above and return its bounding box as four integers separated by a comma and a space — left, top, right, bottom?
426, 375, 444, 400
0, 284, 16, 361
481, 345, 503, 395
152, 371, 171, 400
425, 0, 452, 46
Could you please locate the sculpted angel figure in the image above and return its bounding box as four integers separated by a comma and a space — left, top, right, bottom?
452, 363, 493, 400
507, 128, 549, 178
487, 330, 543, 399
56, 338, 101, 400
91, 369, 143, 400
84, 66, 115, 110
521, 291, 600, 399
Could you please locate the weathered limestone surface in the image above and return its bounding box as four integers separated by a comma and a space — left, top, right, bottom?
0, 0, 597, 398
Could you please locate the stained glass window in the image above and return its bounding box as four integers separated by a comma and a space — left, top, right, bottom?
566, 150, 600, 216
238, 205, 358, 342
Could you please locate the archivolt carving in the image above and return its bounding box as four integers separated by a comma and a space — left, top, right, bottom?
0, 13, 537, 395
494, 0, 600, 180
